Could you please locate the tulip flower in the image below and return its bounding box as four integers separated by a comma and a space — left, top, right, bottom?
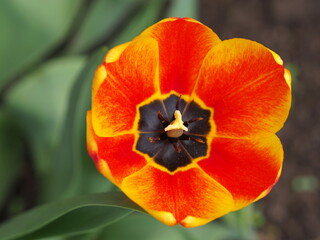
87, 17, 291, 227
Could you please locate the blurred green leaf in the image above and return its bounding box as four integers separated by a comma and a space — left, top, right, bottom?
179, 222, 237, 240
85, 212, 257, 240
71, 210, 259, 240
5, 56, 86, 198
0, 108, 24, 206
292, 175, 319, 192
48, 48, 111, 201
112, 0, 165, 46
68, 0, 144, 54
93, 213, 185, 240
177, 207, 259, 240
222, 205, 258, 240
0, 192, 143, 240
0, 0, 83, 90
64, 230, 103, 240
166, 0, 199, 19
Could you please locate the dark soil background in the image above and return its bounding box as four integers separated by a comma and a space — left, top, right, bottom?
200, 0, 320, 239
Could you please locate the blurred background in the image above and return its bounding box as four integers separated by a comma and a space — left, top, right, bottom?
0, 0, 319, 239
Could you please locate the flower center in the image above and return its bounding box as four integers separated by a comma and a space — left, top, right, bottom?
135, 94, 212, 172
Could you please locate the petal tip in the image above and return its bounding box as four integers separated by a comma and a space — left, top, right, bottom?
92, 65, 107, 98
104, 42, 131, 63
156, 17, 199, 24
255, 164, 283, 201
180, 216, 212, 228
268, 49, 284, 65
148, 209, 177, 226
86, 111, 98, 156
96, 159, 116, 185
284, 68, 292, 89
267, 49, 292, 90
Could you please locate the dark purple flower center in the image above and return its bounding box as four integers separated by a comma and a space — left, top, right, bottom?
135, 94, 211, 172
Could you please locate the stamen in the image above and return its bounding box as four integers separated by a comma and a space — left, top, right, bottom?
172, 142, 181, 153
149, 137, 160, 143
190, 137, 205, 144
187, 117, 204, 124
157, 111, 167, 123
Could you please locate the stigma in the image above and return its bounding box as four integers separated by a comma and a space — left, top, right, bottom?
164, 110, 188, 138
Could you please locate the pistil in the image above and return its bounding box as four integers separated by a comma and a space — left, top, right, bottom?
164, 110, 188, 138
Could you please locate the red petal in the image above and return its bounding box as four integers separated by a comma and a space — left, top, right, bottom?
198, 136, 283, 210
140, 18, 221, 95
121, 165, 234, 227
92, 38, 159, 137
87, 111, 146, 185
195, 39, 291, 138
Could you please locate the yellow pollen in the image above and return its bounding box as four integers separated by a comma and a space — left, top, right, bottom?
164, 110, 188, 138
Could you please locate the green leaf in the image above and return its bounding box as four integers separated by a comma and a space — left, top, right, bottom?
0, 192, 143, 240
5, 56, 86, 199
165, 0, 199, 19
94, 213, 186, 240
48, 49, 112, 201
82, 212, 251, 240
112, 0, 165, 46
68, 0, 143, 54
0, 0, 83, 90
178, 222, 236, 240
292, 175, 319, 192
222, 205, 258, 240
0, 108, 24, 206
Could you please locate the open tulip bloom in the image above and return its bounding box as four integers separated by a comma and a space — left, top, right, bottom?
87, 17, 291, 227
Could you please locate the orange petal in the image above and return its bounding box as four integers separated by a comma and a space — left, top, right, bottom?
92, 37, 159, 137
92, 43, 131, 99
104, 42, 131, 63
87, 111, 98, 162
121, 165, 234, 227
92, 64, 107, 99
87, 111, 146, 185
198, 135, 283, 210
139, 18, 221, 95
195, 39, 291, 138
